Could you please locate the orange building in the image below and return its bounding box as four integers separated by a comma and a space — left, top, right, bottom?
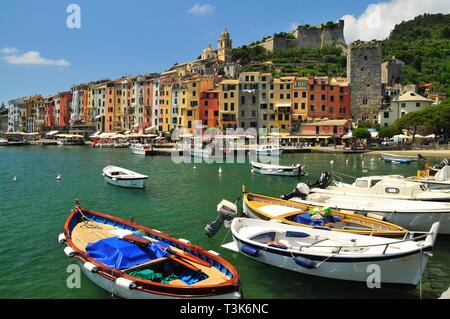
200, 90, 219, 129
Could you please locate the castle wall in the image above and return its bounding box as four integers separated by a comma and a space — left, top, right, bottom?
295, 27, 322, 49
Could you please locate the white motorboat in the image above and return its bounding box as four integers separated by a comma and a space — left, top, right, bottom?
56, 134, 85, 146
381, 152, 419, 163
316, 175, 450, 201
0, 138, 7, 146
102, 165, 148, 188
408, 162, 450, 190
255, 145, 283, 156
130, 143, 155, 155
225, 218, 438, 286
250, 161, 306, 176
190, 147, 213, 159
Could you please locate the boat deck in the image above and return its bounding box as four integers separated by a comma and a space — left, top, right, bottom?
70, 220, 229, 287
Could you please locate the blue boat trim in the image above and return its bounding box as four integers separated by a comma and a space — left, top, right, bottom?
233, 236, 431, 263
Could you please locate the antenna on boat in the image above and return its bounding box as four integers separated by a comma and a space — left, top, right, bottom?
74, 198, 81, 207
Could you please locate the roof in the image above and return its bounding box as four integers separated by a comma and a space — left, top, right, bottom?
303, 120, 351, 126
396, 91, 433, 102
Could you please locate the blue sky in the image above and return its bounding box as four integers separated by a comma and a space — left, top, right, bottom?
0, 0, 449, 104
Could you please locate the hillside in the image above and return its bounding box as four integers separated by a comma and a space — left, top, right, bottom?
232, 13, 450, 93
382, 13, 450, 93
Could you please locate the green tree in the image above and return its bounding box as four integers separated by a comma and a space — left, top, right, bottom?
379, 126, 398, 138
352, 128, 371, 139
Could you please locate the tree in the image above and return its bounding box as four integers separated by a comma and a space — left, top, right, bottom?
352, 128, 371, 139
379, 125, 398, 139
393, 111, 424, 143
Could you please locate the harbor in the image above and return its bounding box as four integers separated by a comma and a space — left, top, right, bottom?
1, 146, 450, 299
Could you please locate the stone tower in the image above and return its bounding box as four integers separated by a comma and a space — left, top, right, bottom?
217, 28, 232, 63
347, 40, 382, 122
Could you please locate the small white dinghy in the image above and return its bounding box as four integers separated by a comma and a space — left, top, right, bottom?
102, 165, 148, 189
251, 161, 306, 176
255, 145, 283, 156
226, 218, 439, 286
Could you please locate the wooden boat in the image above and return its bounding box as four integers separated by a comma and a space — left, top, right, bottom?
288, 192, 450, 234
255, 145, 283, 156
243, 191, 408, 236
381, 152, 419, 163
250, 161, 306, 177
59, 206, 241, 299
225, 217, 438, 286
102, 165, 148, 188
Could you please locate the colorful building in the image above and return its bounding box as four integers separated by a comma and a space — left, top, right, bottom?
219, 79, 239, 131
200, 90, 219, 129
300, 119, 352, 137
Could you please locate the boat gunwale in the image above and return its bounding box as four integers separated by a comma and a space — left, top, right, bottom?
243, 192, 407, 236
64, 208, 240, 297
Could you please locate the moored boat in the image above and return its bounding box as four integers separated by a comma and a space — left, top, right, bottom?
381, 152, 419, 163
102, 165, 149, 188
243, 191, 408, 236
226, 217, 438, 286
130, 143, 155, 155
0, 138, 7, 146
59, 206, 241, 299
255, 145, 283, 156
250, 161, 306, 176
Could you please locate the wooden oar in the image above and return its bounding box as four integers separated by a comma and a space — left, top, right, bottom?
121, 235, 208, 270
157, 245, 211, 268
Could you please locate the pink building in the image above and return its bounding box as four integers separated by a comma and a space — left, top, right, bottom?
300, 119, 352, 137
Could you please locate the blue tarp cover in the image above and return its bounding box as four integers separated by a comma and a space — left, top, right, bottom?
86, 236, 170, 270
293, 212, 341, 227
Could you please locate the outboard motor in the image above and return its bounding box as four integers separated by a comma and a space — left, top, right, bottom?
281, 171, 333, 200
205, 199, 238, 238
309, 171, 333, 189
281, 183, 311, 200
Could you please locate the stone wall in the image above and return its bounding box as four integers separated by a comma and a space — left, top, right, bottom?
347, 41, 382, 122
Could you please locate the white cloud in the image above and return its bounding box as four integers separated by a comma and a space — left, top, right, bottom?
188, 3, 215, 15
3, 51, 70, 66
341, 0, 450, 43
0, 47, 17, 54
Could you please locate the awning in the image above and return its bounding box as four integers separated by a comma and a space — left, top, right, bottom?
297, 135, 332, 139
46, 130, 59, 137
95, 115, 103, 120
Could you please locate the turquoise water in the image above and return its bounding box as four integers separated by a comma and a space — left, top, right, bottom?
0, 146, 449, 299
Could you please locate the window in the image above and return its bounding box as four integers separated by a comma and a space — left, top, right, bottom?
302, 92, 306, 98
384, 112, 389, 118
321, 85, 326, 91
310, 94, 314, 100
241, 96, 246, 104
310, 105, 314, 112
294, 92, 298, 98
241, 110, 245, 117
321, 95, 326, 101
321, 105, 326, 112
294, 103, 298, 109
401, 103, 406, 108
316, 126, 320, 134
330, 96, 334, 102
280, 94, 284, 99
287, 94, 290, 99
204, 101, 208, 107
363, 98, 368, 105
385, 188, 400, 194
301, 103, 305, 110
416, 103, 421, 107
252, 96, 256, 104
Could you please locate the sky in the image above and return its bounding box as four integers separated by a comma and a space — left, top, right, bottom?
0, 0, 449, 105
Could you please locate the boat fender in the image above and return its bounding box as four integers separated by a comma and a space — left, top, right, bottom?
115, 277, 137, 290
58, 233, 66, 244
241, 244, 261, 257
83, 262, 98, 273
64, 246, 76, 258
267, 241, 288, 249
285, 231, 310, 238
178, 238, 191, 244
367, 213, 385, 221
208, 250, 220, 256
294, 256, 317, 269
112, 178, 117, 181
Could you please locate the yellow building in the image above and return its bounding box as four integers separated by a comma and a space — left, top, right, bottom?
269, 77, 294, 133
219, 79, 239, 131
291, 77, 309, 132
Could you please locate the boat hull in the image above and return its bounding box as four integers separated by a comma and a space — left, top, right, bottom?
292, 197, 450, 234
251, 163, 301, 176
255, 149, 283, 156
103, 176, 146, 188
78, 260, 240, 299
232, 236, 428, 286
381, 153, 419, 163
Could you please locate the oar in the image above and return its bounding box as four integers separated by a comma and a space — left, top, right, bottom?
156, 244, 211, 268
121, 235, 207, 270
